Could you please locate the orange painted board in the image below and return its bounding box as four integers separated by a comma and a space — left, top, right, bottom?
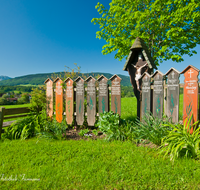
65, 78, 74, 125
45, 79, 53, 118
55, 78, 63, 123
182, 66, 199, 132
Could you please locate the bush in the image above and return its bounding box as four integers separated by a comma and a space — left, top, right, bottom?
160, 115, 200, 161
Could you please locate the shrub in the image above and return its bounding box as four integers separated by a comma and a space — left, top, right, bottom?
133, 113, 172, 145
160, 116, 200, 161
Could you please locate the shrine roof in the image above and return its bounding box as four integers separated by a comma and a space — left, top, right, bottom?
123, 37, 157, 71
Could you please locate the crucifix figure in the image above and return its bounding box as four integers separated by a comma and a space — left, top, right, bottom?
132, 53, 148, 92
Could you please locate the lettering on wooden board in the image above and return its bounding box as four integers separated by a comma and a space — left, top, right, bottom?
152, 71, 164, 119
85, 76, 96, 126
110, 75, 122, 115
181, 65, 200, 133
54, 78, 63, 123
75, 77, 85, 125
141, 73, 151, 118
64, 78, 74, 125
165, 68, 180, 123
98, 75, 109, 114
45, 78, 53, 118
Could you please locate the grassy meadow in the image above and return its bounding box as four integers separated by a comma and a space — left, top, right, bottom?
0, 93, 193, 189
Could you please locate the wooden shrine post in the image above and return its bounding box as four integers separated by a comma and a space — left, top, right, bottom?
64, 77, 74, 125
110, 75, 122, 115
45, 78, 53, 119
181, 65, 200, 132
152, 71, 164, 119
97, 75, 109, 114
54, 78, 63, 123
165, 68, 180, 123
75, 77, 85, 126
140, 72, 151, 118
85, 76, 96, 126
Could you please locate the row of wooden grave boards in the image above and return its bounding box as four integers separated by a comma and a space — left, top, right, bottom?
45, 75, 122, 126
141, 65, 200, 133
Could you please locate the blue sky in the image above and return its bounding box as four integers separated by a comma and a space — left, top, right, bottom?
0, 0, 200, 82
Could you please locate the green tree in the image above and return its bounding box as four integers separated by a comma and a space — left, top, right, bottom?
92, 0, 200, 65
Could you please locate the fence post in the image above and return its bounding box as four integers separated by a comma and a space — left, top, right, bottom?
0, 107, 5, 139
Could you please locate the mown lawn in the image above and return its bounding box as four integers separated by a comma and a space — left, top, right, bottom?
0, 139, 200, 189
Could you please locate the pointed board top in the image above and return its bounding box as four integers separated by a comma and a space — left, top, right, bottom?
44, 78, 53, 84
75, 76, 84, 82
151, 70, 164, 78
181, 65, 200, 74
109, 74, 122, 81
64, 77, 73, 83
85, 76, 96, 82
139, 72, 151, 80
97, 75, 108, 82
54, 77, 62, 83
165, 67, 180, 76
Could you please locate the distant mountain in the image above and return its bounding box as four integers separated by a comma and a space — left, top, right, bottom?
0, 72, 131, 86
0, 76, 12, 81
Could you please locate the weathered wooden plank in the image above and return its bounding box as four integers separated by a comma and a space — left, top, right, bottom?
45, 78, 53, 118
98, 75, 109, 114
54, 77, 63, 123
4, 107, 30, 116
110, 75, 122, 115
0, 107, 5, 139
152, 71, 164, 119
65, 78, 74, 125
86, 76, 96, 126
165, 68, 180, 123
4, 114, 29, 120
75, 77, 85, 125
141, 73, 151, 118
181, 65, 200, 133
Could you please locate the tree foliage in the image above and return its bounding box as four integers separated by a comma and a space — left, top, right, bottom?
92, 0, 200, 65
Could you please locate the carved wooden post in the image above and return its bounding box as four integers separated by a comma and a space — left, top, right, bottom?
165, 68, 180, 123
85, 76, 96, 126
75, 77, 85, 126
98, 75, 109, 114
45, 78, 53, 119
64, 78, 74, 125
152, 71, 164, 119
110, 75, 122, 115
54, 78, 63, 123
181, 65, 200, 133
140, 72, 151, 118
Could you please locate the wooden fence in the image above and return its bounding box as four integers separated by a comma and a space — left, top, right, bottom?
140, 65, 200, 131
45, 75, 122, 126
0, 107, 30, 139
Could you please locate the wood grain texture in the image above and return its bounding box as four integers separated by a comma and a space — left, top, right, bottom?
55, 78, 63, 123
45, 79, 53, 118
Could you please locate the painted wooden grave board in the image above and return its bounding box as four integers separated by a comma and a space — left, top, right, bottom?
152, 71, 164, 119
45, 78, 53, 118
75, 77, 85, 125
64, 78, 74, 125
85, 76, 96, 126
141, 72, 151, 118
181, 65, 200, 132
110, 75, 122, 115
54, 77, 63, 123
165, 68, 180, 123
98, 75, 109, 114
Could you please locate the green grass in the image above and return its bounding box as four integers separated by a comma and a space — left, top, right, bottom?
121, 97, 137, 121
0, 139, 200, 189
0, 104, 31, 109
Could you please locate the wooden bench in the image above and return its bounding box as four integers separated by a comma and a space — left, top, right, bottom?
0, 107, 30, 139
